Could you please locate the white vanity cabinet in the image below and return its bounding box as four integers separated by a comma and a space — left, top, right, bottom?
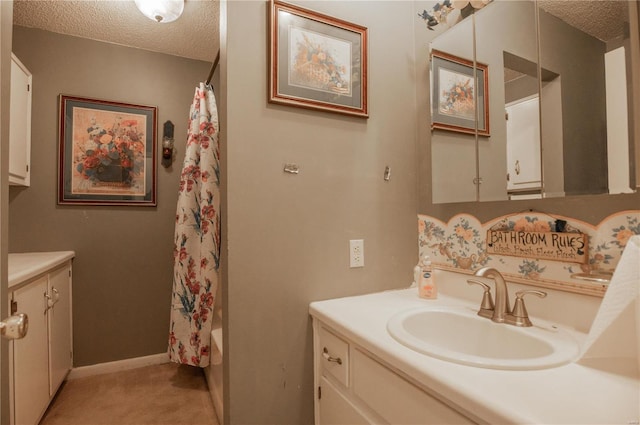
9, 53, 32, 187
47, 264, 73, 395
9, 252, 75, 425
313, 319, 475, 425
11, 276, 49, 425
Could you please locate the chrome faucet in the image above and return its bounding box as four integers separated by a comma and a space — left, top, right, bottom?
468, 267, 547, 327
474, 267, 510, 323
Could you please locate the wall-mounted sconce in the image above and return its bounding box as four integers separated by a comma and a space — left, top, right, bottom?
134, 0, 184, 23
161, 120, 175, 168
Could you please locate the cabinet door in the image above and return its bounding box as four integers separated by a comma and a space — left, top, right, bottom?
352, 349, 474, 425
9, 54, 32, 187
319, 376, 369, 425
13, 277, 50, 425
48, 264, 73, 396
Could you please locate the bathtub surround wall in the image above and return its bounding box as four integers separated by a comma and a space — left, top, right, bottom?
221, 1, 418, 423
8, 26, 212, 366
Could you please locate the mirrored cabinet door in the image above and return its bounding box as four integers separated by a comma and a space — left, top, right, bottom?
426, 0, 638, 204
474, 0, 539, 201
430, 11, 478, 204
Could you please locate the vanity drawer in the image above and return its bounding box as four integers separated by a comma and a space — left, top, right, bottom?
318, 326, 349, 387
352, 348, 475, 425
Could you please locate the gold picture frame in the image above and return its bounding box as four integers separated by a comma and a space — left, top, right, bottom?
269, 0, 368, 118
431, 49, 490, 136
58, 95, 157, 206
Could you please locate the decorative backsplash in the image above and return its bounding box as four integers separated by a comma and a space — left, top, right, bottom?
418, 210, 640, 297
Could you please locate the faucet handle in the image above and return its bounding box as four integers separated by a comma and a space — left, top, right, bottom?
511, 290, 547, 327
467, 279, 495, 319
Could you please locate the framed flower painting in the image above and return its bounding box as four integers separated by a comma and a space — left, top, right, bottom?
269, 0, 368, 118
58, 95, 157, 206
431, 49, 490, 136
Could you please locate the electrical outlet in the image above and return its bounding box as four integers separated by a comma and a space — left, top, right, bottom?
349, 239, 364, 268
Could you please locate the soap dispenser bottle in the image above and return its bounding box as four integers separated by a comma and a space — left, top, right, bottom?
418, 255, 437, 299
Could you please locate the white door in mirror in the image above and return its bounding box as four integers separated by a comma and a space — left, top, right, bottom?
506, 96, 541, 193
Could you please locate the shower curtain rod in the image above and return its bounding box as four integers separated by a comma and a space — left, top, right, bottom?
205, 50, 221, 86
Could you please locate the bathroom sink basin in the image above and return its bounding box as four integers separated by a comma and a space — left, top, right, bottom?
387, 306, 580, 370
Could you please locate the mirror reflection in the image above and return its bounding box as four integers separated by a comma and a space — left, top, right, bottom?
504, 52, 542, 199
428, 0, 637, 203
538, 0, 633, 198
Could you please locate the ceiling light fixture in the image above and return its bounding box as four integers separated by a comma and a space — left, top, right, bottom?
134, 0, 184, 23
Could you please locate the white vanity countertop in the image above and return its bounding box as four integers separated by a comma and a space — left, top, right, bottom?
8, 251, 76, 288
310, 286, 639, 425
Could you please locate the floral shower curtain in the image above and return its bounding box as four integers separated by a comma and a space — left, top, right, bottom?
169, 83, 220, 367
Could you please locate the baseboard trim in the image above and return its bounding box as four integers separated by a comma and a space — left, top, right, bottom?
68, 352, 169, 380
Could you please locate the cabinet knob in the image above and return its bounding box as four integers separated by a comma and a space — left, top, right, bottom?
322, 347, 342, 365
0, 313, 28, 340
45, 287, 61, 311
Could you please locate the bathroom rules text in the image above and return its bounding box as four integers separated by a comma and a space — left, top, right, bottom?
486, 230, 588, 264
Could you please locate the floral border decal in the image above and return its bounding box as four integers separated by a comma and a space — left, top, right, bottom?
418, 210, 640, 296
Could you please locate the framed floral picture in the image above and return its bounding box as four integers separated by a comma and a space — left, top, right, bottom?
58, 95, 157, 206
431, 49, 490, 136
269, 0, 368, 118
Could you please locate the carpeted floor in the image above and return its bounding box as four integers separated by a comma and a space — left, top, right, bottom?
40, 362, 219, 425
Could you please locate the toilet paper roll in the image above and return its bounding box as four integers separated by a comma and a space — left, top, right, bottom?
578, 235, 640, 363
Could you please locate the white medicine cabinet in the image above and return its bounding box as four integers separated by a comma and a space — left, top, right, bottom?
9, 53, 32, 187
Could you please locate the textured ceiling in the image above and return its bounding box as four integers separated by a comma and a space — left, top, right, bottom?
13, 0, 219, 63
537, 0, 629, 42
12, 0, 627, 65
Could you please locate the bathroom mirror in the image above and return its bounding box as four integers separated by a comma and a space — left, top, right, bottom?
430, 0, 638, 203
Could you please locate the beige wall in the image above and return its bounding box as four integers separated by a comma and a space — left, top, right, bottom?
222, 1, 419, 423
9, 27, 212, 366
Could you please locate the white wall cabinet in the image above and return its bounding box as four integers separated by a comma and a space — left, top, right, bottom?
10, 260, 73, 425
9, 53, 32, 187
313, 319, 475, 425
